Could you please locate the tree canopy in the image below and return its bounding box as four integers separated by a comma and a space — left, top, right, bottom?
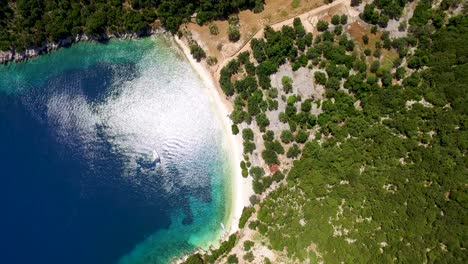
0, 0, 264, 51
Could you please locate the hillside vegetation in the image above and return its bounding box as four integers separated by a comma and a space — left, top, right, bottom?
0, 0, 264, 51
260, 15, 467, 261
193, 1, 467, 262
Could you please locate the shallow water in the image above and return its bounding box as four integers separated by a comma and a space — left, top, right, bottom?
0, 36, 231, 264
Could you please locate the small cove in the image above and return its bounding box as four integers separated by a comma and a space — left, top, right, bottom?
0, 36, 232, 264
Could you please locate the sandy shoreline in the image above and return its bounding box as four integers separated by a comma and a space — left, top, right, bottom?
173, 36, 252, 241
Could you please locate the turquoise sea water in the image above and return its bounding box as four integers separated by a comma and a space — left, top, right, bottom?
0, 36, 232, 263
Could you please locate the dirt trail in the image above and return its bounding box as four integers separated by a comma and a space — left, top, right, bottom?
228, 0, 352, 56
212, 0, 357, 86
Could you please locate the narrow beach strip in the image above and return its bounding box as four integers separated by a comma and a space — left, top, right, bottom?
173, 36, 252, 239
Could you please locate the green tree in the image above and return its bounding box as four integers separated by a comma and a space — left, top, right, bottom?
256, 113, 270, 132
340, 15, 348, 25
242, 128, 254, 141
331, 15, 340, 25
295, 130, 309, 143
317, 20, 329, 31
314, 71, 327, 85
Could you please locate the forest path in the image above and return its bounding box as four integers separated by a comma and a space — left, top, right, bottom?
213, 0, 357, 82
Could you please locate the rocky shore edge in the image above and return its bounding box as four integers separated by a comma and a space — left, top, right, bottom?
0, 27, 166, 64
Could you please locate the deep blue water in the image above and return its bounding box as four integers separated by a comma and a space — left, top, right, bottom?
0, 38, 229, 264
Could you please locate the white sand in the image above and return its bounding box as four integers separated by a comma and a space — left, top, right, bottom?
173, 36, 252, 237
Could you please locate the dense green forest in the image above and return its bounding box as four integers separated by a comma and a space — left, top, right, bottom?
0, 0, 263, 52
192, 2, 467, 263
259, 13, 468, 259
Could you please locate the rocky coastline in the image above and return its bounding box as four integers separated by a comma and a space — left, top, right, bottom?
0, 28, 166, 64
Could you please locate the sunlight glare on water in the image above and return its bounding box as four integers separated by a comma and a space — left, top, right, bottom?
0, 36, 231, 264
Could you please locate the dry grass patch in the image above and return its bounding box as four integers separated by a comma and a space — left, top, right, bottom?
348, 21, 399, 69
186, 0, 324, 65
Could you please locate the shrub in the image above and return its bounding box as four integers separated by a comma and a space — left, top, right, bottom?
227, 255, 239, 264
362, 34, 369, 44
301, 99, 313, 112
378, 15, 389, 28
262, 149, 278, 164
366, 74, 378, 85
289, 120, 297, 132
370, 60, 380, 73
231, 124, 239, 135
183, 253, 204, 264
293, 17, 306, 37
340, 15, 348, 25
207, 56, 218, 66
249, 195, 259, 205
333, 25, 342, 35
250, 166, 264, 180
373, 48, 382, 58
228, 14, 239, 25
287, 144, 301, 158
248, 220, 258, 230
262, 130, 275, 142
395, 67, 406, 80
243, 252, 255, 262
325, 77, 340, 91
295, 130, 310, 143
266, 140, 284, 154
364, 48, 371, 56
252, 179, 265, 194
407, 56, 422, 69
242, 128, 254, 141
253, 0, 264, 13
399, 20, 407, 32
281, 76, 293, 93
209, 23, 218, 35
242, 167, 248, 177
268, 88, 278, 98
190, 42, 206, 62
240, 162, 249, 176
393, 57, 403, 68
243, 240, 255, 251
375, 41, 382, 49
205, 234, 237, 263
281, 130, 294, 143
239, 207, 255, 228
256, 113, 270, 132
291, 0, 300, 8
279, 112, 288, 123
243, 141, 255, 154
228, 25, 240, 42
272, 170, 285, 182
314, 71, 327, 85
